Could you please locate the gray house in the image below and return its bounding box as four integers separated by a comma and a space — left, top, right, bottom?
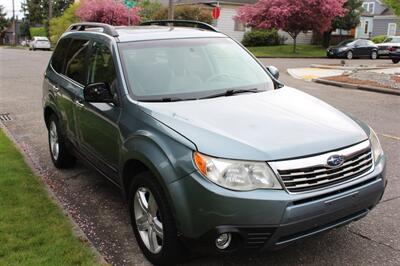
356, 0, 399, 38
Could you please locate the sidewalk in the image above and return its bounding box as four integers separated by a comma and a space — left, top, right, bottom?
287, 64, 400, 95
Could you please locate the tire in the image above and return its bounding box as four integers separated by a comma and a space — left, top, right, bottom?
128, 171, 186, 265
371, 50, 378, 60
392, 59, 400, 64
47, 114, 76, 168
346, 51, 353, 60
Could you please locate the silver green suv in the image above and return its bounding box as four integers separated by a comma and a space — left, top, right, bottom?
42, 21, 386, 265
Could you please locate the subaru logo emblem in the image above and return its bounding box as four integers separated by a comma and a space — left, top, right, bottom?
327, 155, 345, 168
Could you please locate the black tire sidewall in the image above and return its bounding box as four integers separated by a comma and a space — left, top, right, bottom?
128, 172, 185, 265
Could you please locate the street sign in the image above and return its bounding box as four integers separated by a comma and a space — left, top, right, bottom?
212, 6, 221, 20
124, 0, 136, 8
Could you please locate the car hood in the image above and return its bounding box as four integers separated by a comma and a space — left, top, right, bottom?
138, 87, 368, 161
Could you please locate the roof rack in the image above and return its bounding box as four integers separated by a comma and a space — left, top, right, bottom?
140, 20, 219, 32
67, 22, 119, 37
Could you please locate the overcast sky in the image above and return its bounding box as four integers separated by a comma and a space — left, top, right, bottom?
2, 0, 24, 18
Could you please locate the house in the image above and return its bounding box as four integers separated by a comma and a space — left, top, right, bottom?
356, 0, 400, 38
173, 0, 313, 44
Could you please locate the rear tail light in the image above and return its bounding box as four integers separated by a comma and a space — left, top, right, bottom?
389, 46, 397, 52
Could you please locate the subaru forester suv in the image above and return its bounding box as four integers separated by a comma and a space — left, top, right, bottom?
42, 21, 386, 265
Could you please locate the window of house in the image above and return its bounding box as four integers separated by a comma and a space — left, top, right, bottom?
65, 39, 90, 85
388, 23, 397, 36
364, 21, 370, 34
362, 2, 375, 14
234, 20, 245, 32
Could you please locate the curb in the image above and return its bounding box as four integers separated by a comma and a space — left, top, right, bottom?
257, 56, 326, 59
0, 123, 109, 266
313, 78, 400, 96
310, 64, 395, 70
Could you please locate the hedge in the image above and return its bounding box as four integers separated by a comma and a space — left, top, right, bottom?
29, 27, 47, 37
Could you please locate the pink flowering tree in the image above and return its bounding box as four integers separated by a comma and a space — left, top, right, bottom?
236, 0, 346, 52
76, 0, 140, 26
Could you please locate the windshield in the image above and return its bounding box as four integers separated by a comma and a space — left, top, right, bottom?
337, 39, 355, 46
383, 37, 400, 43
118, 38, 274, 101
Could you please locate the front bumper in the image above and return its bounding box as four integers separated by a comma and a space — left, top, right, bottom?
168, 156, 386, 253
389, 52, 400, 59
327, 50, 347, 58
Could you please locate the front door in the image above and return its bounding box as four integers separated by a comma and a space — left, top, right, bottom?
357, 17, 373, 39
75, 40, 121, 179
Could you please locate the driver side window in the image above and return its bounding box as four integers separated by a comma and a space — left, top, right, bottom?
88, 41, 118, 98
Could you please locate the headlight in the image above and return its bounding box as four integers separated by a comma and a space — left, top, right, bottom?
369, 127, 383, 162
193, 152, 282, 191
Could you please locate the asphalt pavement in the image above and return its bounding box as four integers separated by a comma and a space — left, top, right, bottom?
0, 48, 399, 266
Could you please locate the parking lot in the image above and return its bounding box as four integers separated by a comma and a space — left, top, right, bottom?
0, 48, 399, 265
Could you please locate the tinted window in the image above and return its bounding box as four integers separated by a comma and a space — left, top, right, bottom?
51, 38, 71, 73
65, 39, 90, 85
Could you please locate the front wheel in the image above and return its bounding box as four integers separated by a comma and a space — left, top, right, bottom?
392, 59, 400, 64
371, 51, 378, 60
129, 172, 186, 265
47, 114, 75, 168
346, 51, 353, 60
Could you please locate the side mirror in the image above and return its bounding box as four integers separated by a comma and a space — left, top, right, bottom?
83, 82, 114, 103
266, 66, 280, 79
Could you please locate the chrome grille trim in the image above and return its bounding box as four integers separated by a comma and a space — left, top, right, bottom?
269, 140, 374, 193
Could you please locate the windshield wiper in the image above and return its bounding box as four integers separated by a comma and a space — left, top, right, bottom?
140, 97, 195, 102
200, 88, 261, 99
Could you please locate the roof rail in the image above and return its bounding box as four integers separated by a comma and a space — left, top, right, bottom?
67, 22, 119, 37
140, 20, 219, 32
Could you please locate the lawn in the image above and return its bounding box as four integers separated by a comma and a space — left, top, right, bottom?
0, 129, 99, 265
247, 44, 326, 58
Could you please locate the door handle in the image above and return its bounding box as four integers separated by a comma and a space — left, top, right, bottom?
75, 100, 85, 108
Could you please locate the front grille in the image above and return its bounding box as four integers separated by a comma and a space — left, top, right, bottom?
272, 140, 373, 193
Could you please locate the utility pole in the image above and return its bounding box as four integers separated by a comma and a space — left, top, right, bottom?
168, 0, 174, 19
12, 0, 16, 45
49, 0, 53, 20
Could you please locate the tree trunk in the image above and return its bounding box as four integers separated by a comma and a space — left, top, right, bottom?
288, 32, 299, 53
322, 30, 332, 48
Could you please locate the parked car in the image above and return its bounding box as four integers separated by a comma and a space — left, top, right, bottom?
389, 46, 400, 64
43, 21, 386, 265
29, 36, 51, 50
377, 36, 400, 57
327, 39, 379, 59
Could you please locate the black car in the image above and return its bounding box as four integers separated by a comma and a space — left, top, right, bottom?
389, 46, 400, 64
327, 39, 379, 60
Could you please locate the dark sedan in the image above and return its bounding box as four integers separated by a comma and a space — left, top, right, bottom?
389, 46, 400, 64
327, 39, 379, 60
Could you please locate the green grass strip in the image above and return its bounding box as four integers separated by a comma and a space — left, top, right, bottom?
0, 129, 99, 266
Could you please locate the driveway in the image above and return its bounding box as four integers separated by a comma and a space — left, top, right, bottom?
1, 49, 399, 265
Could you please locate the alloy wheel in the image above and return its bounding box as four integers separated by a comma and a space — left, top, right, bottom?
134, 187, 164, 254
49, 121, 59, 161
347, 51, 353, 60
371, 51, 378, 60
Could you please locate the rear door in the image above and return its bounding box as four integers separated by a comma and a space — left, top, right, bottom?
75, 40, 121, 179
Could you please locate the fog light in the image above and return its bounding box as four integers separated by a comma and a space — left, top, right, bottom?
215, 233, 232, 250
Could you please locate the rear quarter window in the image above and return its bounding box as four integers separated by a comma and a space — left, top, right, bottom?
51, 38, 71, 74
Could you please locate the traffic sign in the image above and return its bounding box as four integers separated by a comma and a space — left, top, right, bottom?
212, 6, 221, 20
124, 0, 136, 8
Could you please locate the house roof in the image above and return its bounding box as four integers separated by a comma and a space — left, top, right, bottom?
176, 0, 257, 6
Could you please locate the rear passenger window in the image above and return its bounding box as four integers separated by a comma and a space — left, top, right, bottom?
51, 38, 71, 73
65, 39, 90, 85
